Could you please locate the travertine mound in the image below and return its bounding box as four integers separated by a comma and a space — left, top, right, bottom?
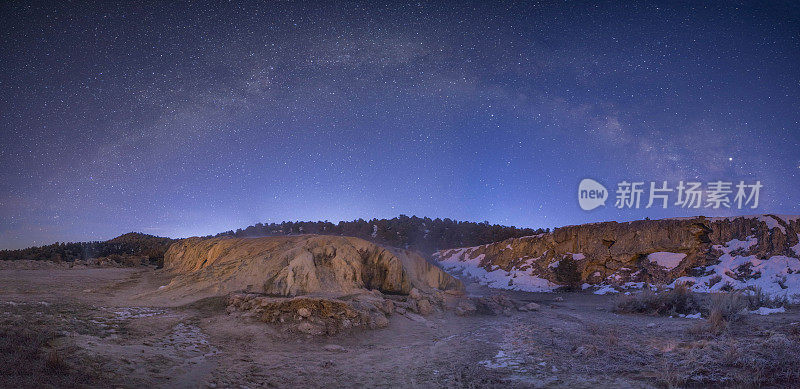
159, 235, 461, 300
436, 215, 800, 287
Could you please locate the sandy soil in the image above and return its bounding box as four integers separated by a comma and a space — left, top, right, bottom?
2, 266, 799, 388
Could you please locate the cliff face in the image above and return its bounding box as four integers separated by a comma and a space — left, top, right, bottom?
160, 235, 461, 300
435, 215, 800, 289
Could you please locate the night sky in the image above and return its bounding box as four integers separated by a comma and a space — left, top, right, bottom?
1, 1, 799, 249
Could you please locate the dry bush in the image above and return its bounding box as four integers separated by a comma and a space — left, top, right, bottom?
705, 308, 728, 335
708, 292, 747, 321
613, 284, 704, 316
682, 293, 747, 336
553, 257, 581, 291
45, 348, 65, 371
745, 286, 788, 310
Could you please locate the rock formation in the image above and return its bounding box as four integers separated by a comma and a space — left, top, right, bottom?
152, 235, 464, 334
159, 234, 461, 300
435, 215, 800, 289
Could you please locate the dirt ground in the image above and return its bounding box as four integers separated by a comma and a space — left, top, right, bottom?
2, 265, 799, 388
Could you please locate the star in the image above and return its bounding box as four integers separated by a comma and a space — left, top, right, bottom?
0, 1, 798, 249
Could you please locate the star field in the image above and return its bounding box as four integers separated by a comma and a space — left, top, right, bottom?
1, 1, 799, 248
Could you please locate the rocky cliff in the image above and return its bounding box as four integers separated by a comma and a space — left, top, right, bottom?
158, 235, 461, 301
435, 215, 800, 295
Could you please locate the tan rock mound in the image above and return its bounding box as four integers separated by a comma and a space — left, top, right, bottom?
157, 235, 461, 302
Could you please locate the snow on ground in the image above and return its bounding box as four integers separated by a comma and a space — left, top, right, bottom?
671, 237, 800, 301
437, 250, 558, 292
758, 215, 786, 234
712, 236, 758, 253
647, 252, 687, 271
593, 285, 619, 295
750, 306, 786, 315
478, 350, 527, 372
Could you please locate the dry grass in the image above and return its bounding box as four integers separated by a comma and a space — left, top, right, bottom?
613, 284, 704, 316
615, 285, 784, 326
0, 302, 105, 388
659, 334, 800, 387
744, 286, 789, 310
613, 286, 800, 386
0, 326, 94, 388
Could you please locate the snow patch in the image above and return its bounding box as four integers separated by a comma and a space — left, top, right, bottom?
478, 350, 526, 371
671, 248, 800, 301
750, 306, 786, 315
593, 285, 619, 295
713, 236, 758, 254
647, 252, 687, 271
438, 252, 558, 292
759, 215, 786, 234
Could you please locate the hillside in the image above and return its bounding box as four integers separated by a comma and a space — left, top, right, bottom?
215, 215, 546, 253
0, 216, 542, 265
0, 232, 175, 265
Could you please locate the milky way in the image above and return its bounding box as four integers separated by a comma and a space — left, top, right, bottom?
1, 1, 798, 248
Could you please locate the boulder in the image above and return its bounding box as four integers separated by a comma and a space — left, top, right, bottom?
518, 302, 541, 312
455, 299, 477, 316
323, 344, 347, 353
417, 299, 433, 315
298, 322, 324, 335
370, 312, 389, 328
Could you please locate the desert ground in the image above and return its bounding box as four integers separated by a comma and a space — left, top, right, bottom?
2, 263, 799, 388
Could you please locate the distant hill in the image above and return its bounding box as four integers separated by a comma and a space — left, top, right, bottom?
0, 232, 175, 265
214, 215, 547, 253
0, 216, 546, 264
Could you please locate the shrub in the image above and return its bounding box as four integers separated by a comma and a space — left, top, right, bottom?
613, 283, 704, 316
744, 286, 788, 310
554, 257, 581, 291
699, 292, 748, 335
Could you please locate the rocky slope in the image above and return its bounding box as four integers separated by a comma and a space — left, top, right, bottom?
435, 215, 800, 296
158, 235, 461, 300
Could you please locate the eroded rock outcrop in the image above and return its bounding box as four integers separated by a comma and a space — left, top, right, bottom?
158, 234, 461, 300
436, 215, 800, 288
152, 235, 463, 334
